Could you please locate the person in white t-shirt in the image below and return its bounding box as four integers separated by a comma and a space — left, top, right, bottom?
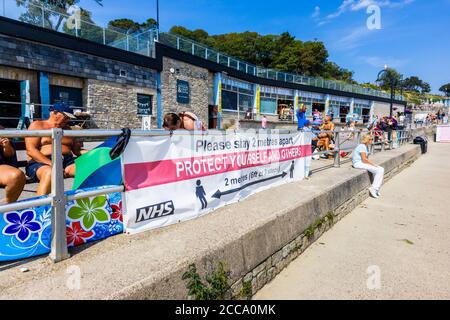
352, 134, 384, 198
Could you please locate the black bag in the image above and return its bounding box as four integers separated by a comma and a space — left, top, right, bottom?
109, 128, 131, 160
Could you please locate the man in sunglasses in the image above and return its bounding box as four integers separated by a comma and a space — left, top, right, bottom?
25, 102, 86, 196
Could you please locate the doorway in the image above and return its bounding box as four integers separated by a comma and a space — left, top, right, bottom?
277, 99, 294, 121
208, 105, 218, 129
362, 108, 370, 124
340, 105, 350, 123
0, 79, 21, 128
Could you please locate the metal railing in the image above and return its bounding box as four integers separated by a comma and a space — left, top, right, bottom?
159, 32, 405, 101
2, 0, 405, 101
0, 125, 430, 263
305, 127, 416, 174
1, 0, 157, 57
0, 100, 122, 129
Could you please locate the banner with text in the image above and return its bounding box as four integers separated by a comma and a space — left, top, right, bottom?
122, 131, 312, 234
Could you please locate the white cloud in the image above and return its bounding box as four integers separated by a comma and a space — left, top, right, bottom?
321, 0, 414, 22
360, 56, 409, 68
333, 26, 372, 50
312, 6, 321, 19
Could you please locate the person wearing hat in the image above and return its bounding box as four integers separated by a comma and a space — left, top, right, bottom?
25, 102, 86, 196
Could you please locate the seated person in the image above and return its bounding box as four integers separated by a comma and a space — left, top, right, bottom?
163, 112, 206, 131
0, 128, 26, 204
317, 115, 335, 152
352, 134, 384, 199
25, 102, 86, 196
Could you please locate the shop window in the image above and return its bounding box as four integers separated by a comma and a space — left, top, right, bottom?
50, 85, 83, 108
222, 90, 238, 111
261, 98, 277, 114
238, 93, 253, 112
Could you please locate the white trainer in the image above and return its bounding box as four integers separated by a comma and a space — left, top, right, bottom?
377, 189, 381, 197
369, 187, 379, 198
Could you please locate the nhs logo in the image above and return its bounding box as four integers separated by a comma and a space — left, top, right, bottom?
136, 201, 175, 223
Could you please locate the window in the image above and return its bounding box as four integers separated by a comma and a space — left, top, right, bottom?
260, 98, 277, 114
238, 93, 253, 112
50, 85, 82, 108
222, 76, 254, 112
222, 90, 238, 111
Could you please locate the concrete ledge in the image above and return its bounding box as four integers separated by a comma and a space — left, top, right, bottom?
0, 144, 421, 299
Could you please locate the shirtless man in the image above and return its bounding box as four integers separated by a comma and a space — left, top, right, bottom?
25, 102, 86, 196
318, 115, 335, 151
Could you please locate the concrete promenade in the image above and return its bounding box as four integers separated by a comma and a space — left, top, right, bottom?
255, 142, 450, 300
0, 141, 421, 299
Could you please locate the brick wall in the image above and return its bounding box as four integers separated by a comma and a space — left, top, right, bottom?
0, 34, 157, 89
160, 57, 212, 125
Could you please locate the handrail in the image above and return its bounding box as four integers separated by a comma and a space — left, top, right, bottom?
0, 197, 52, 213
161, 32, 405, 101
0, 125, 434, 263
1, 0, 157, 57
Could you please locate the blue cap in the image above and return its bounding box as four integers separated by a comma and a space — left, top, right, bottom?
50, 102, 76, 119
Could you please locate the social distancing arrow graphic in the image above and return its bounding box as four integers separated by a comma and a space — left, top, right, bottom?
212, 171, 288, 199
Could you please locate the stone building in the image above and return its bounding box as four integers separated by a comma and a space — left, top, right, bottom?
0, 14, 406, 130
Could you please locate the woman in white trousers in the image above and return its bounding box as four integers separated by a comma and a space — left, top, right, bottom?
352, 134, 385, 198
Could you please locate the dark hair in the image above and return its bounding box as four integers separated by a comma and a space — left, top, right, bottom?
163, 113, 181, 129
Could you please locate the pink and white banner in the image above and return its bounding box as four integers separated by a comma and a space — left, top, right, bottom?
122, 131, 312, 234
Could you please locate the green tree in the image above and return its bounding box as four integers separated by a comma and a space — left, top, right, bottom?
377, 68, 402, 90
439, 83, 450, 97
323, 62, 355, 82
109, 18, 158, 34
296, 41, 328, 76
16, 0, 103, 31
420, 82, 431, 94
168, 26, 355, 82
108, 18, 141, 33
361, 82, 381, 90
403, 76, 431, 94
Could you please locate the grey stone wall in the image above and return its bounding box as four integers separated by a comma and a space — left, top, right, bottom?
0, 34, 157, 89
86, 79, 157, 129
160, 57, 211, 125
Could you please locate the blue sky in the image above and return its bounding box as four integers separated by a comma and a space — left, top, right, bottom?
78, 0, 449, 93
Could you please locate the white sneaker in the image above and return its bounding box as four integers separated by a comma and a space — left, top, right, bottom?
377, 190, 381, 197
369, 187, 379, 198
